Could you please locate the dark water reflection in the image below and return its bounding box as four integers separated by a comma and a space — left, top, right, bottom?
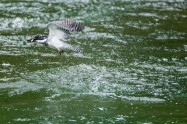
0, 0, 187, 123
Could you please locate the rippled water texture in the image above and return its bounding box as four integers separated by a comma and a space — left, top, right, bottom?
0, 0, 187, 123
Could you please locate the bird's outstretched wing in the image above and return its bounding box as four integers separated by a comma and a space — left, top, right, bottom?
47, 19, 84, 41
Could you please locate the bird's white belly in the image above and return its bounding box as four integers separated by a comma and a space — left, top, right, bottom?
47, 37, 72, 51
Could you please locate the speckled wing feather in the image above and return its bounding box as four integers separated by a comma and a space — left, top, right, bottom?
57, 19, 84, 32
47, 19, 84, 41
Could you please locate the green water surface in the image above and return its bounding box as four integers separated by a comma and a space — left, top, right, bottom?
0, 0, 187, 123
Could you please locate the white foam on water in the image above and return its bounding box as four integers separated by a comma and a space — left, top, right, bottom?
14, 118, 32, 122
0, 64, 170, 103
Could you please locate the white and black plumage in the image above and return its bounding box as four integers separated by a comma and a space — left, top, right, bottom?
27, 19, 84, 54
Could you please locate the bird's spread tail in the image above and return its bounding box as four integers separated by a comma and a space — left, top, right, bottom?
72, 47, 84, 53
62, 42, 83, 53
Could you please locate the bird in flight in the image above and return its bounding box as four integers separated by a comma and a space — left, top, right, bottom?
27, 19, 84, 54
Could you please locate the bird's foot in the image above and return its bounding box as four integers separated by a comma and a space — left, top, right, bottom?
58, 51, 64, 55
